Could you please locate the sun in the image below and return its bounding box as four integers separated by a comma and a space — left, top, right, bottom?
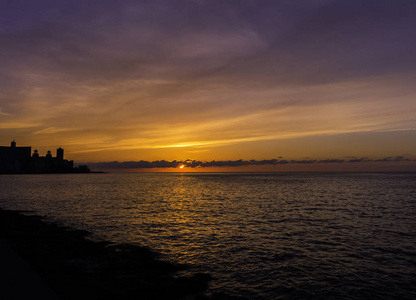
179, 165, 185, 169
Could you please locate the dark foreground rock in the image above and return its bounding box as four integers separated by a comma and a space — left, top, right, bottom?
0, 209, 213, 300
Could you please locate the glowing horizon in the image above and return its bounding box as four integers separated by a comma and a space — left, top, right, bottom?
1, 1, 415, 172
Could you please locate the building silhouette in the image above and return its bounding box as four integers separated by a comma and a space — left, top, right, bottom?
0, 141, 90, 174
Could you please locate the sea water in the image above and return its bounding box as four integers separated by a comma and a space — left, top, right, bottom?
0, 172, 415, 299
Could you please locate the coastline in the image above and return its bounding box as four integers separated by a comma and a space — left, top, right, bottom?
0, 208, 243, 300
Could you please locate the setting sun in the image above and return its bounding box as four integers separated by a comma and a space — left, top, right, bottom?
1, 2, 416, 299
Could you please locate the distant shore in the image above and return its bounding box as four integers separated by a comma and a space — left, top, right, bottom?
0, 208, 245, 300
0, 171, 106, 175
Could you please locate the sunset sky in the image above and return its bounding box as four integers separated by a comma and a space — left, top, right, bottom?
1, 0, 415, 171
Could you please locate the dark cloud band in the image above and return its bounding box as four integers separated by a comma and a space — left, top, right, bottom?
82, 156, 413, 169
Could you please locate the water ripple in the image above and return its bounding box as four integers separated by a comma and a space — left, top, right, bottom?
1, 173, 416, 299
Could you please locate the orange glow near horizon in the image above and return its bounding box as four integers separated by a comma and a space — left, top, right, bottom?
1, 2, 415, 172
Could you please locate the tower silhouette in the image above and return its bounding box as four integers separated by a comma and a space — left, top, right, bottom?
57, 148, 64, 161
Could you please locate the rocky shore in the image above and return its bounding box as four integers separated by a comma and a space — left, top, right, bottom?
0, 209, 246, 300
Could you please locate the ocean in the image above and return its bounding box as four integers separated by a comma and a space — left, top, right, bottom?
1, 172, 415, 299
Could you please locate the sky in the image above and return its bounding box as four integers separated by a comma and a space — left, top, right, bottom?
1, 0, 416, 172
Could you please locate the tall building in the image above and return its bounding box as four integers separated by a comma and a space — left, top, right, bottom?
57, 148, 64, 161
0, 141, 31, 173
